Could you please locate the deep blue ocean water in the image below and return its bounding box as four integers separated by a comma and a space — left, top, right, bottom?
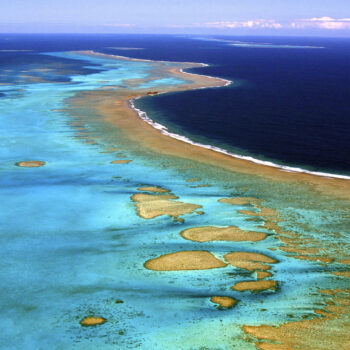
1, 34, 350, 174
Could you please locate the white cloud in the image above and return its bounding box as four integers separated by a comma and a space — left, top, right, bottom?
292, 17, 350, 30
168, 20, 283, 30
203, 20, 283, 29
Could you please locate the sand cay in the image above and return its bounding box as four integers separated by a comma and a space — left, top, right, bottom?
131, 192, 201, 219
16, 161, 45, 167
144, 251, 227, 271
181, 226, 267, 242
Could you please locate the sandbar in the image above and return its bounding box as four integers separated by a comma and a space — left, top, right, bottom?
181, 226, 267, 242
144, 251, 227, 271
16, 161, 45, 167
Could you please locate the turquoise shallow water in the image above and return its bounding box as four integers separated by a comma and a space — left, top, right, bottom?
0, 51, 349, 349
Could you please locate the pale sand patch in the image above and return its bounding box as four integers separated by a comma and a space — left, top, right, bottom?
181, 226, 267, 242
68, 122, 83, 126
111, 160, 132, 164
232, 280, 277, 292
224, 252, 277, 271
238, 210, 260, 216
280, 246, 319, 255
131, 193, 201, 219
186, 179, 201, 182
256, 271, 273, 279
16, 161, 45, 167
291, 255, 334, 263
210, 296, 238, 308
144, 251, 227, 271
80, 316, 106, 326
137, 186, 170, 193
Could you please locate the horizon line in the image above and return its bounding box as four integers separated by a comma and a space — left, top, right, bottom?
0, 32, 350, 38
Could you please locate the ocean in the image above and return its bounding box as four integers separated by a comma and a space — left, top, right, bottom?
0, 34, 349, 349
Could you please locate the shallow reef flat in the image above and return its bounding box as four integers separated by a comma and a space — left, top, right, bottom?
243, 289, 350, 349
1, 50, 349, 350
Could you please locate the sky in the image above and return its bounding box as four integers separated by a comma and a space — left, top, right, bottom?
1, 0, 350, 36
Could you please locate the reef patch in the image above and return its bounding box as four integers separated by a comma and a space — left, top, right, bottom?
181, 226, 267, 242
144, 251, 227, 271
232, 280, 277, 292
131, 192, 201, 219
211, 296, 238, 309
80, 316, 106, 327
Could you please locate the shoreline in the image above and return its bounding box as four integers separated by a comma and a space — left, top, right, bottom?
129, 98, 350, 181
68, 51, 350, 200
